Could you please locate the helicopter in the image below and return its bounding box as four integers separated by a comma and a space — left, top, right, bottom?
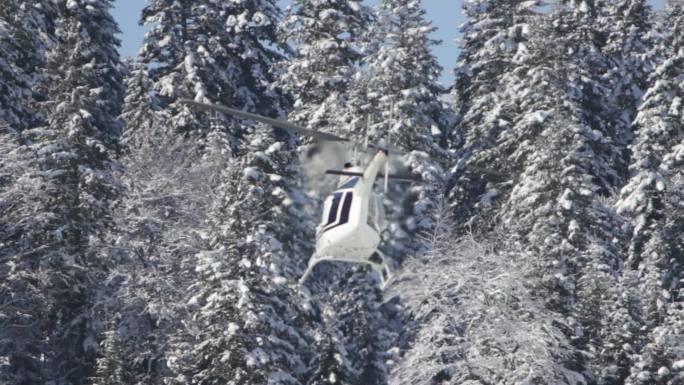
180, 99, 422, 288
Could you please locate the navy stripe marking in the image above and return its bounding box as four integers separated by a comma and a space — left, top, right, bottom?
324, 192, 353, 233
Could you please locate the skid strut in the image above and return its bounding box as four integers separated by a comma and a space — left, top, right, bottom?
298, 251, 392, 288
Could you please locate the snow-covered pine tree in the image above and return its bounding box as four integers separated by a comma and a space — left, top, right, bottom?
447, 0, 543, 230
356, 0, 452, 251
0, 6, 32, 130
0, 1, 124, 383
0, 0, 58, 217
0, 3, 59, 384
277, 0, 372, 137
559, 1, 625, 189
451, 0, 630, 234
92, 62, 203, 384
575, 236, 645, 384
304, 270, 388, 385
601, 0, 653, 180
453, 0, 540, 111
496, 0, 622, 294
632, 139, 683, 384
117, 62, 168, 150
276, 4, 389, 384
562, 2, 658, 382
618, 4, 682, 334
131, 1, 316, 383
323, 5, 454, 381
624, 153, 683, 385
0, 0, 57, 129
168, 126, 311, 385
479, 3, 630, 379
576, 3, 657, 369
132, 0, 295, 286
93, 330, 131, 385
358, 0, 448, 149
616, 3, 684, 383
305, 331, 356, 385
36, 0, 123, 381
616, 0, 684, 271
389, 202, 583, 384
140, 0, 287, 142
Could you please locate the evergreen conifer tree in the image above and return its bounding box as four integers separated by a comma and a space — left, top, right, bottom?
0, 10, 31, 130
168, 127, 311, 385
476, 3, 628, 379
93, 62, 197, 384
0, 0, 57, 129
277, 0, 372, 137
447, 0, 542, 228
0, 3, 58, 384
616, 3, 684, 382
616, 1, 684, 270
276, 4, 391, 385
306, 271, 388, 385
35, 1, 123, 382
130, 1, 315, 383
357, 0, 452, 249
601, 0, 653, 180
0, 1, 123, 383
140, 0, 287, 144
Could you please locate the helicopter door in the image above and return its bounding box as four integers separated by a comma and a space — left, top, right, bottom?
367, 193, 384, 232
376, 194, 386, 231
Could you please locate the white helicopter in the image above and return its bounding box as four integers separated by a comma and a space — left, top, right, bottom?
180, 99, 421, 288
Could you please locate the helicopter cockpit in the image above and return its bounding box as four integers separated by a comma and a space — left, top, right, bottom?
317, 172, 386, 237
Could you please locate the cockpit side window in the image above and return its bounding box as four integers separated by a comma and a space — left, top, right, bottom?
323, 191, 353, 232
338, 191, 353, 224
338, 176, 359, 190
325, 192, 344, 227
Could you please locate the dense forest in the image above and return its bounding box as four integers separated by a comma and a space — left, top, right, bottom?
0, 0, 683, 384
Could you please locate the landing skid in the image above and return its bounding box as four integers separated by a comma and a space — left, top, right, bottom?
298, 250, 392, 289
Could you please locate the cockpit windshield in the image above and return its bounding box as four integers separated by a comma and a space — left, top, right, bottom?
338, 176, 359, 190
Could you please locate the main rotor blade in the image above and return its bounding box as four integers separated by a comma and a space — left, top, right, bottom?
325, 170, 422, 183
179, 99, 350, 143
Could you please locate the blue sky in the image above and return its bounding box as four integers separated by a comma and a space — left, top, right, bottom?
112, 0, 666, 86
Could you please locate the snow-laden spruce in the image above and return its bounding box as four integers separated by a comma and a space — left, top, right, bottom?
389, 203, 583, 385
1, 1, 123, 384
93, 61, 206, 384
447, 0, 542, 229
110, 1, 315, 384
601, 0, 653, 180
0, 2, 60, 383
616, 3, 684, 383
356, 0, 453, 252
276, 0, 373, 138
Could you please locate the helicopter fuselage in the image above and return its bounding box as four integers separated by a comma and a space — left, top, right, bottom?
299, 150, 391, 286
178, 99, 404, 288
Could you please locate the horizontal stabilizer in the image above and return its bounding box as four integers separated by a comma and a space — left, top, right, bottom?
325, 170, 422, 183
